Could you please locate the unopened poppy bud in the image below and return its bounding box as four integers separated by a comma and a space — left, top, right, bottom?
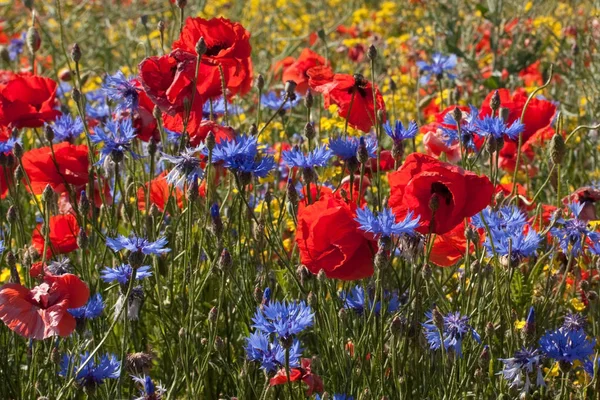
195, 37, 206, 56
249, 123, 258, 136
77, 228, 88, 249
13, 142, 23, 158
490, 90, 501, 112
26, 26, 41, 54
452, 106, 463, 124
71, 43, 81, 63
152, 105, 161, 120
42, 184, 54, 204
317, 269, 327, 282
255, 74, 264, 91
296, 264, 310, 286
157, 20, 165, 33
72, 88, 82, 104
304, 91, 313, 109
0, 46, 9, 64
205, 131, 216, 151
432, 307, 444, 330
304, 122, 315, 140
175, 0, 186, 8
7, 206, 17, 225
550, 133, 566, 165
14, 165, 24, 182
286, 179, 298, 207
208, 306, 218, 323
367, 44, 377, 60
357, 137, 369, 164
147, 138, 157, 156
219, 248, 232, 272
44, 125, 55, 142
187, 174, 199, 201
499, 107, 510, 123
284, 80, 297, 99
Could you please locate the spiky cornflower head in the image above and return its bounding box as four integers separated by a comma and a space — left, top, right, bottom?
383, 120, 418, 143
160, 146, 205, 188
132, 375, 166, 400
210, 134, 276, 180
102, 71, 139, 112
251, 300, 314, 341
59, 352, 121, 388
442, 105, 481, 149
0, 136, 19, 156
539, 328, 596, 364
498, 348, 545, 393
89, 119, 140, 165
488, 227, 542, 261
563, 313, 587, 331
471, 205, 528, 234
100, 264, 153, 285
68, 293, 105, 320
340, 285, 401, 316
476, 115, 525, 141
329, 136, 377, 164
245, 331, 301, 372
282, 145, 332, 170
551, 202, 600, 256
356, 207, 420, 243
422, 310, 481, 358
261, 91, 302, 110
47, 258, 73, 275
416, 52, 457, 85
50, 114, 84, 143
106, 235, 170, 256
7, 32, 25, 61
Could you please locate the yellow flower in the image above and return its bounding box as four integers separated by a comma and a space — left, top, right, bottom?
514, 320, 526, 330
544, 362, 560, 377
570, 297, 586, 312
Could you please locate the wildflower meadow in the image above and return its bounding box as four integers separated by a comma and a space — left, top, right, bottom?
1, 0, 600, 399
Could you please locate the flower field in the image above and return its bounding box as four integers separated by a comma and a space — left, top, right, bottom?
1, 0, 600, 398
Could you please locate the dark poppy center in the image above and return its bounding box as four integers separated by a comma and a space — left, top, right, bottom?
430, 182, 452, 206
205, 41, 229, 57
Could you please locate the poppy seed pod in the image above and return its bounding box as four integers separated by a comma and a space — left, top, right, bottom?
550, 133, 566, 165
26, 27, 41, 54
284, 80, 297, 99
157, 20, 165, 33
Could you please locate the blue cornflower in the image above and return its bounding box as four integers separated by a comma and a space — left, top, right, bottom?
422, 310, 481, 358
7, 32, 25, 61
68, 293, 105, 319
471, 206, 528, 233
106, 235, 170, 255
316, 395, 354, 400
210, 134, 275, 179
0, 136, 19, 155
100, 264, 153, 285
262, 287, 271, 306
282, 145, 332, 169
202, 97, 241, 118
132, 375, 166, 400
59, 352, 121, 388
89, 119, 140, 165
160, 146, 205, 188
476, 115, 525, 140
103, 71, 139, 112
488, 227, 541, 260
383, 120, 418, 143
539, 328, 596, 364
563, 313, 587, 331
416, 53, 457, 85
86, 91, 111, 120
0, 240, 4, 255
245, 332, 301, 372
498, 348, 545, 392
50, 114, 84, 143
329, 136, 377, 161
261, 91, 301, 110
551, 202, 600, 256
251, 300, 314, 340
355, 207, 420, 240
583, 357, 599, 377
441, 105, 481, 149
340, 285, 401, 315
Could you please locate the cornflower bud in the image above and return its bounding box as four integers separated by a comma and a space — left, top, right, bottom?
367, 44, 377, 60
357, 137, 369, 164
296, 264, 310, 286
304, 91, 313, 109
206, 131, 216, 151
195, 37, 207, 56
219, 248, 232, 272
490, 90, 501, 113
71, 43, 81, 63
208, 307, 218, 323
255, 74, 264, 91
304, 122, 315, 140
77, 228, 88, 250
13, 142, 23, 159
286, 179, 298, 207
452, 106, 463, 124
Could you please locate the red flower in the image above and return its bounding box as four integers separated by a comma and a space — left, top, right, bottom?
296, 195, 375, 280
421, 124, 461, 162
31, 214, 79, 258
21, 143, 89, 195
563, 186, 600, 221
388, 153, 494, 235
0, 75, 61, 128
0, 273, 89, 339
172, 17, 253, 99
162, 114, 235, 147
269, 358, 323, 396
429, 223, 470, 267
281, 48, 328, 95
138, 50, 197, 115
131, 86, 160, 142
307, 66, 385, 133
0, 126, 15, 199
137, 172, 184, 213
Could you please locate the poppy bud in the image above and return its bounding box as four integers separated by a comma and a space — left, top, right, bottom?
77, 228, 88, 250
367, 44, 377, 60
304, 122, 315, 140
432, 307, 444, 330
72, 88, 82, 104
42, 184, 54, 204
7, 206, 17, 225
195, 37, 207, 56
490, 90, 501, 112
175, 0, 186, 8
71, 43, 81, 63
297, 264, 310, 286
13, 141, 23, 158
44, 125, 55, 142
452, 106, 463, 124
249, 123, 258, 136
317, 269, 327, 282
550, 133, 566, 165
304, 91, 313, 109
255, 74, 264, 91
208, 306, 218, 323
357, 137, 369, 164
284, 80, 297, 99
286, 179, 298, 207
219, 248, 232, 272
0, 46, 10, 64
26, 26, 41, 54
205, 131, 216, 152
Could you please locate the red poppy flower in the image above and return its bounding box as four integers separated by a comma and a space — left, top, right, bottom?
429, 223, 470, 267
0, 126, 15, 199
270, 358, 324, 396
132, 86, 160, 142
388, 153, 494, 235
0, 273, 89, 339
138, 50, 198, 115
0, 75, 61, 128
563, 187, 600, 221
172, 17, 253, 100
31, 214, 79, 258
272, 56, 295, 80
21, 142, 89, 195
281, 48, 328, 95
296, 195, 375, 280
137, 172, 184, 213
307, 66, 385, 133
162, 114, 235, 147
421, 124, 460, 163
